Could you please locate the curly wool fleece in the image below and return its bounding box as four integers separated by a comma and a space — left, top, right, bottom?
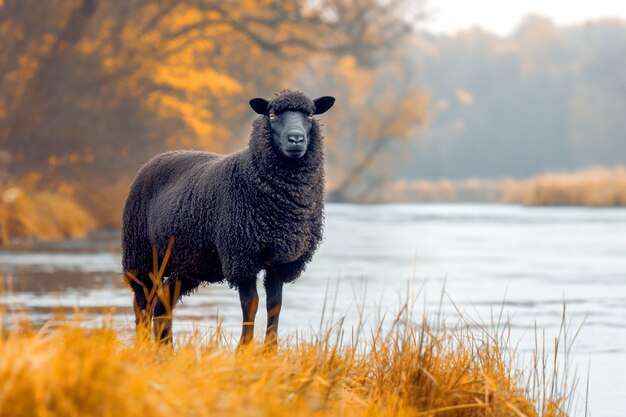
121, 90, 325, 295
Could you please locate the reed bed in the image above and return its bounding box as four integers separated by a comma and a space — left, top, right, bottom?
0, 184, 96, 244
380, 165, 626, 207
506, 166, 626, 206
0, 299, 575, 417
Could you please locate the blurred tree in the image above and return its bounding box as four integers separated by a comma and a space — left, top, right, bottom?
296, 52, 429, 202
294, 0, 429, 202
568, 20, 626, 168
0, 0, 425, 224
400, 17, 626, 181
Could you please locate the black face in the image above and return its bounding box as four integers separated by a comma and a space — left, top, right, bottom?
269, 110, 313, 159
249, 95, 335, 160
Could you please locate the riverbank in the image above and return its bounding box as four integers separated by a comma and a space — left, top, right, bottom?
378, 166, 626, 206
0, 308, 572, 417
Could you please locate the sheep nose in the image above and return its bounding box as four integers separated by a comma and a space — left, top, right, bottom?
287, 133, 305, 144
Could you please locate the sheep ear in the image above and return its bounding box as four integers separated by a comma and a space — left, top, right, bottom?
249, 98, 269, 115
313, 96, 335, 115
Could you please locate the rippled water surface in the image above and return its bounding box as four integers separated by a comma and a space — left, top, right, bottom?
2, 204, 625, 416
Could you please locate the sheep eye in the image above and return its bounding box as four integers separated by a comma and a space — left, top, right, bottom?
269, 113, 276, 120
308, 114, 314, 120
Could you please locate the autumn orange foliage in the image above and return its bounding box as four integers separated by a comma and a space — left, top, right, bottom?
0, 0, 428, 231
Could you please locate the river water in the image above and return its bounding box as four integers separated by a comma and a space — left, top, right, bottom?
1, 204, 625, 416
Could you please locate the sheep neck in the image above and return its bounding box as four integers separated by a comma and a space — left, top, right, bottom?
247, 118, 325, 207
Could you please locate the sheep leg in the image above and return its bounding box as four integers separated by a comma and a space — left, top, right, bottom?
238, 282, 259, 348
132, 295, 148, 330
263, 261, 305, 348
125, 270, 153, 333
153, 275, 201, 343
263, 277, 283, 349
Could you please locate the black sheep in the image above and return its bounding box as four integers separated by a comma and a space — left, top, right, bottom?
121, 90, 335, 347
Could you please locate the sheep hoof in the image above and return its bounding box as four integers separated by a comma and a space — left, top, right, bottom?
236, 339, 254, 355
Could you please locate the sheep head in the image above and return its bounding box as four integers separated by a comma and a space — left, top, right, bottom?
250, 90, 335, 160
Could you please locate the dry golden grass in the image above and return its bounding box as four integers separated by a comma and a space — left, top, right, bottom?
504, 166, 626, 206
0, 184, 97, 244
0, 304, 574, 417
0, 242, 577, 416
380, 166, 626, 207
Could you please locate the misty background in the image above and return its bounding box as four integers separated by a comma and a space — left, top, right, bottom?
0, 0, 625, 238
404, 16, 626, 179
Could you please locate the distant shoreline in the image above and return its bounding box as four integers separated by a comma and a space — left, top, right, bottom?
2, 166, 625, 245
371, 165, 626, 207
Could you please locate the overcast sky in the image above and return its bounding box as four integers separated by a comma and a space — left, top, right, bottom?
423, 0, 626, 36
